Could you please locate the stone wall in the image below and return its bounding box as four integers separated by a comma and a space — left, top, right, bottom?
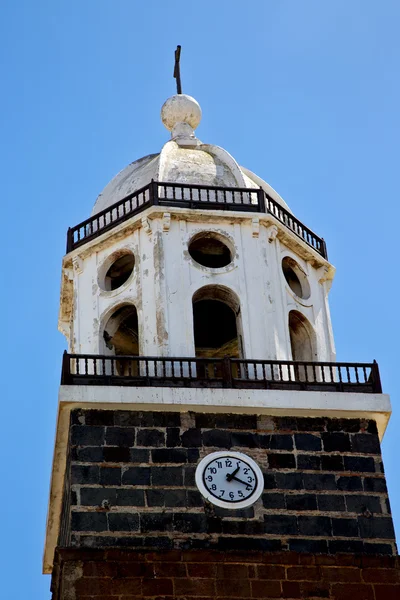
51, 548, 400, 600
61, 409, 396, 555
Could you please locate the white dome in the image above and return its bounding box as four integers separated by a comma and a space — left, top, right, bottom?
91, 94, 292, 216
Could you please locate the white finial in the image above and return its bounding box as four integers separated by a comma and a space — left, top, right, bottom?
161, 94, 202, 147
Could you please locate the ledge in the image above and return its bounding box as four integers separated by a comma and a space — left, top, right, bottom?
59, 386, 391, 439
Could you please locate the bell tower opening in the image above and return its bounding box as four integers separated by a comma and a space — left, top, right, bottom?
288, 310, 315, 361
192, 285, 242, 358
102, 305, 139, 376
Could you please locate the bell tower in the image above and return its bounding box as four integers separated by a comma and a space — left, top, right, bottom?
46, 85, 399, 599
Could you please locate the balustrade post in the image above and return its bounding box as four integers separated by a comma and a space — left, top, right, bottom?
149, 179, 159, 205
222, 356, 233, 388
372, 360, 382, 393
321, 238, 328, 260
66, 228, 73, 253
61, 350, 71, 384
257, 188, 266, 213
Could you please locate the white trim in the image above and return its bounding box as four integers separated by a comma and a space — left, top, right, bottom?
195, 451, 264, 509
58, 386, 391, 439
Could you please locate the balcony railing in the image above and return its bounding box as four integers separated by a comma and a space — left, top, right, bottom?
61, 353, 381, 394
66, 181, 327, 259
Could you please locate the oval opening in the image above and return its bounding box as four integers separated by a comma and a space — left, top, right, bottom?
103, 253, 135, 291
189, 234, 232, 268
282, 257, 310, 300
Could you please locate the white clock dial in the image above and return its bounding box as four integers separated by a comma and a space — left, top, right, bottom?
195, 451, 264, 509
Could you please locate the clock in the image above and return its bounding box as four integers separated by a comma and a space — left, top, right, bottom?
195, 451, 264, 509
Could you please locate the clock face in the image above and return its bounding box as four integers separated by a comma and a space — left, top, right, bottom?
195, 451, 264, 509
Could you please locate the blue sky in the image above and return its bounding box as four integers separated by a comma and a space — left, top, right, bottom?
1, 1, 399, 597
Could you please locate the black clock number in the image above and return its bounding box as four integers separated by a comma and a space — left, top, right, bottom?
217, 461, 222, 468
243, 468, 249, 475
207, 476, 213, 482
229, 492, 234, 499
219, 490, 225, 497
225, 459, 232, 467
209, 467, 217, 474
211, 484, 217, 491
247, 476, 253, 483
238, 491, 244, 498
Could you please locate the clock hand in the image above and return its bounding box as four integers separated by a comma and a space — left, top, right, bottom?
226, 466, 240, 482
231, 475, 252, 486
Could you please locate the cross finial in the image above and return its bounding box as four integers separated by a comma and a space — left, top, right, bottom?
173, 45, 182, 94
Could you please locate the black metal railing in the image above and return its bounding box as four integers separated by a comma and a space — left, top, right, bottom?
61, 352, 381, 394
66, 181, 327, 258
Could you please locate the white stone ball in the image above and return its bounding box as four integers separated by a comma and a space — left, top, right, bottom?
161, 94, 202, 131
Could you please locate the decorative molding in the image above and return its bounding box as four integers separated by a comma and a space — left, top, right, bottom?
72, 257, 83, 275
317, 265, 330, 283
252, 217, 260, 238
267, 224, 278, 243
141, 216, 152, 235
163, 212, 171, 232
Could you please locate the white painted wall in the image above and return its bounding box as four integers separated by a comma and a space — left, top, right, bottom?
64, 212, 336, 363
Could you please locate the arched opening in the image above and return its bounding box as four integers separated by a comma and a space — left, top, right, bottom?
289, 310, 315, 381
192, 286, 242, 359
103, 305, 139, 375
288, 310, 314, 361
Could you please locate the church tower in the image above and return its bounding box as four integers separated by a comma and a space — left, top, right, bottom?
46, 84, 399, 599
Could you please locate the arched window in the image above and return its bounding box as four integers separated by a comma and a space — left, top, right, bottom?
288, 310, 317, 382
192, 285, 243, 359
102, 305, 139, 375
288, 310, 315, 362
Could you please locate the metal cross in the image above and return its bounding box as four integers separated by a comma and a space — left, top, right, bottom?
173, 45, 182, 94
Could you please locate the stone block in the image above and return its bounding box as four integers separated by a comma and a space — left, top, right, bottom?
151, 466, 183, 486
71, 511, 108, 532
297, 454, 321, 471
105, 427, 135, 447
322, 432, 351, 452
264, 514, 298, 535
286, 493, 317, 511
71, 426, 105, 446
136, 429, 165, 447
180, 428, 202, 447
331, 517, 359, 537
295, 433, 321, 451
99, 466, 121, 486
298, 516, 332, 536
121, 467, 150, 486
268, 453, 296, 469
202, 429, 232, 448
151, 448, 187, 463
344, 456, 376, 473
317, 495, 346, 512
107, 512, 139, 532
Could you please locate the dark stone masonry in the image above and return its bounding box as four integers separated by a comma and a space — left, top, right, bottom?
59, 409, 396, 556
51, 548, 400, 600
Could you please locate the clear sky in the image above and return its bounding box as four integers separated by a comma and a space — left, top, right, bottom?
1, 1, 399, 598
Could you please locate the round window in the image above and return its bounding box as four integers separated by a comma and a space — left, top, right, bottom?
189, 234, 232, 269
282, 257, 310, 300
101, 252, 135, 291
